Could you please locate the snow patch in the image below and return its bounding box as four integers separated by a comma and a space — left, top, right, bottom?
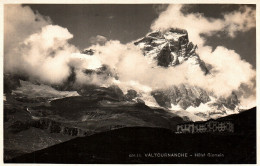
164, 32, 186, 41
170, 104, 182, 111
12, 80, 79, 99
139, 93, 161, 108
169, 104, 205, 121
186, 103, 211, 114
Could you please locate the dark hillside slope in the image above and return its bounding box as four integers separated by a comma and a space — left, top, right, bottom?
7, 107, 256, 164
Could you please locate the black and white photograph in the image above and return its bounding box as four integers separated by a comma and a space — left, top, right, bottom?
2, 1, 258, 164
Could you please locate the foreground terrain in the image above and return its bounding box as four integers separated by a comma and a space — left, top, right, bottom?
6, 107, 256, 164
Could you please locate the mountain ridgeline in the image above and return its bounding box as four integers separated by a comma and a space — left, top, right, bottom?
134, 28, 208, 72
81, 28, 241, 120
5, 28, 242, 121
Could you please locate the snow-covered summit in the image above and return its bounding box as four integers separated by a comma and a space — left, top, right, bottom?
134, 28, 209, 74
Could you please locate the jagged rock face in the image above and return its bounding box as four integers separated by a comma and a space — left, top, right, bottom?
133, 28, 240, 120
210, 92, 239, 111
124, 89, 138, 100
152, 84, 211, 110
220, 92, 239, 110
81, 48, 95, 55
134, 28, 209, 74
52, 65, 119, 93
151, 84, 240, 120
4, 74, 23, 93
83, 64, 118, 80
76, 28, 240, 120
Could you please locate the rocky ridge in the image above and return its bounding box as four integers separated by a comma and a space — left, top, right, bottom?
81, 28, 241, 120
134, 28, 209, 74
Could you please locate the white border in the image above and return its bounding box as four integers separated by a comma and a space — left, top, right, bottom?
0, 0, 258, 166
0, 0, 258, 4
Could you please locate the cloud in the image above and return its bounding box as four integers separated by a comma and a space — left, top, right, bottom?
84, 41, 192, 91
6, 24, 79, 84
239, 93, 256, 110
89, 35, 107, 45
4, 5, 101, 85
4, 4, 51, 72
151, 4, 256, 106
197, 46, 256, 97
223, 6, 256, 37
4, 5, 51, 50
151, 5, 256, 46
83, 41, 255, 99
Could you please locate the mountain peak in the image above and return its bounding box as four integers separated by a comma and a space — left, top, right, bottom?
145, 28, 188, 39
134, 28, 208, 73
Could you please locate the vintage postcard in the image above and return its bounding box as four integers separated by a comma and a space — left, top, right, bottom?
1, 0, 258, 164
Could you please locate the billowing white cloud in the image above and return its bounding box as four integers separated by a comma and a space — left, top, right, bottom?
89, 35, 107, 45
4, 5, 50, 73
6, 24, 78, 84
4, 5, 101, 85
4, 5, 51, 53
151, 5, 256, 46
197, 46, 256, 97
223, 6, 256, 37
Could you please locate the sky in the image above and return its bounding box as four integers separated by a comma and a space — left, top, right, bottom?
27, 5, 159, 50
27, 4, 256, 68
